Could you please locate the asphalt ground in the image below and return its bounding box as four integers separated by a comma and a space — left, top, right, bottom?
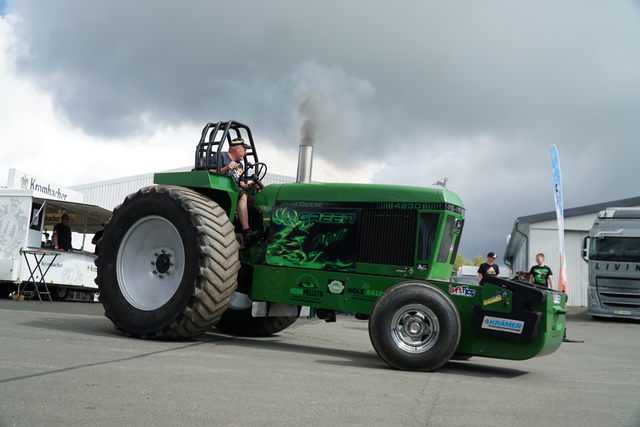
0, 299, 638, 427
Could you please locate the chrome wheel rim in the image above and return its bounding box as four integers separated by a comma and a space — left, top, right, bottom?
116, 216, 185, 311
390, 304, 440, 353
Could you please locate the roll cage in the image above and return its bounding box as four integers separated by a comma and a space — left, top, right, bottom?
194, 120, 260, 172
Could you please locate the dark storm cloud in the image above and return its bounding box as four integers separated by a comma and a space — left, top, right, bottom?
6, 0, 640, 258
11, 1, 637, 142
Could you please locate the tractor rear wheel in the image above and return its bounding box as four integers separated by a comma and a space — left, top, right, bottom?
215, 305, 298, 337
96, 185, 240, 339
369, 282, 461, 371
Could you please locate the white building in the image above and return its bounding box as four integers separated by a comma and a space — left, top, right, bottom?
504, 196, 640, 306
71, 166, 295, 211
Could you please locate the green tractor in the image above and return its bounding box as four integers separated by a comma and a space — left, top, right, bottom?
96, 120, 568, 371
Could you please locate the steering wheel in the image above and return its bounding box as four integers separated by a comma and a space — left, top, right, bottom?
240, 162, 267, 190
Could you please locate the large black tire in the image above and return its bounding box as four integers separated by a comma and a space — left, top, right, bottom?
215, 305, 298, 337
369, 282, 461, 372
96, 185, 240, 339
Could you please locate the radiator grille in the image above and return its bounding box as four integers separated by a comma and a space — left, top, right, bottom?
358, 209, 416, 266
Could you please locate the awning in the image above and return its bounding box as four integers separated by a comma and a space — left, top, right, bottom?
35, 197, 113, 234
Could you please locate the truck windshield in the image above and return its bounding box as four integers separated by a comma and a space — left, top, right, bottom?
590, 237, 640, 262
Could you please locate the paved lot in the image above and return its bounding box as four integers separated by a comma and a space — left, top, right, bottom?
0, 299, 638, 427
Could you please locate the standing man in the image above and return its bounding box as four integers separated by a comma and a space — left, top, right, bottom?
477, 252, 500, 284
529, 253, 554, 288
92, 224, 105, 255
208, 137, 259, 243
53, 214, 73, 251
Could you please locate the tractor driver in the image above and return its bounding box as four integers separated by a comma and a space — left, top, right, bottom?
208, 138, 259, 243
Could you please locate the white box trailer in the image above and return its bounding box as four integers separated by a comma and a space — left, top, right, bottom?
0, 188, 112, 299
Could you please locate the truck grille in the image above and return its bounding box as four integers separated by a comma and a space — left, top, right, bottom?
597, 279, 640, 308
602, 301, 640, 308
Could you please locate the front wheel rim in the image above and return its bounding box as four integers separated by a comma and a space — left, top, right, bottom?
116, 216, 185, 311
390, 304, 440, 353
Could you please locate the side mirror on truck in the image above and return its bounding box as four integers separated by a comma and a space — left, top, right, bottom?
582, 236, 590, 262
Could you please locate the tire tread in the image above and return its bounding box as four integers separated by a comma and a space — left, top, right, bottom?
98, 185, 240, 339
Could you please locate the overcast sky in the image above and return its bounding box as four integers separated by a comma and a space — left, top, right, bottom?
1, 1, 639, 263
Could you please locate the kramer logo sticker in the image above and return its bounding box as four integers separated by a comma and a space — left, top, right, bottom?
327, 280, 345, 294
482, 316, 524, 334
448, 285, 476, 297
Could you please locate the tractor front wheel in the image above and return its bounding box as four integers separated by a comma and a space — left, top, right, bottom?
369, 282, 461, 371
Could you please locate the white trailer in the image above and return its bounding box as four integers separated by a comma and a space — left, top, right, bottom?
0, 188, 112, 300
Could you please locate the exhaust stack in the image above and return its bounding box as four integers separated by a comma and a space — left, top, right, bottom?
296, 145, 313, 183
